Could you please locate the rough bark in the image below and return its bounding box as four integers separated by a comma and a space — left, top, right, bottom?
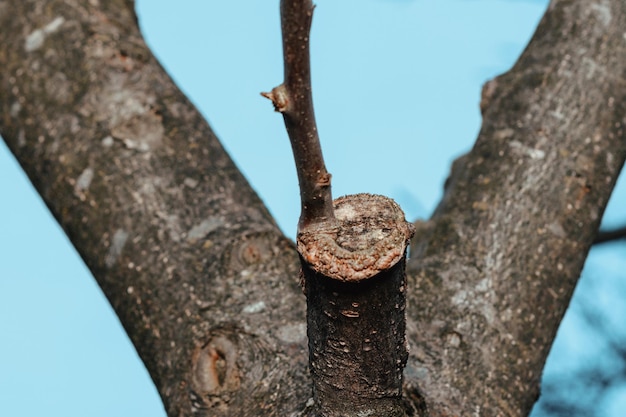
301, 194, 414, 416
264, 2, 417, 413
0, 1, 624, 417
0, 1, 309, 416
404, 1, 626, 415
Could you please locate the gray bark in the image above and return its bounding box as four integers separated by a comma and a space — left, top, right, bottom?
0, 0, 624, 416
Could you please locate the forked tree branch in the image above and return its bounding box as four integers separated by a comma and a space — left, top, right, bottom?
2, 0, 625, 415
262, 0, 336, 233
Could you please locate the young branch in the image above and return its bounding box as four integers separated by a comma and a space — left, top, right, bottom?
262, 0, 335, 233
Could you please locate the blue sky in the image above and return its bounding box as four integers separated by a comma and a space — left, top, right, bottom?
1, 1, 624, 415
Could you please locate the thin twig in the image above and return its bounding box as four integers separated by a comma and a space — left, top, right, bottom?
262, 0, 336, 233
594, 225, 626, 245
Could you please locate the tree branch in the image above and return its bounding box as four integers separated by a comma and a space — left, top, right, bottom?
2, 1, 625, 416
301, 194, 414, 417
263, 3, 416, 415
594, 225, 626, 244
262, 0, 335, 233
405, 1, 626, 415
0, 2, 311, 416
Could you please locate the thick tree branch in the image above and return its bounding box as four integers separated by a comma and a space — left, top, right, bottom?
405, 1, 626, 415
0, 2, 311, 416
301, 194, 414, 416
262, 0, 335, 233
1, 1, 625, 416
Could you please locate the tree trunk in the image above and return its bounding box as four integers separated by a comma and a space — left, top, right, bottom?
0, 0, 624, 416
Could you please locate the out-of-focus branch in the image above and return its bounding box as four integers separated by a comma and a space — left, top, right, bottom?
594, 225, 626, 244
262, 0, 335, 234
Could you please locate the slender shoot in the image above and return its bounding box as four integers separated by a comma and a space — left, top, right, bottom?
262, 0, 336, 233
